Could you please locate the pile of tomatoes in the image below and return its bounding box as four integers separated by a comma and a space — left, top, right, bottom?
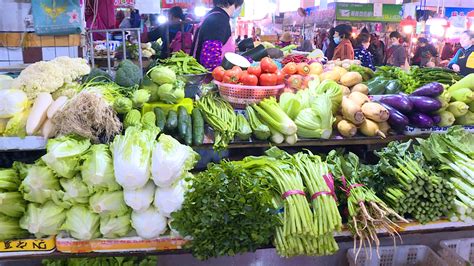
212, 57, 285, 86
281, 62, 323, 91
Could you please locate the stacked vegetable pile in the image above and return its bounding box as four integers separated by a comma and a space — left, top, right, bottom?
444, 73, 474, 126
158, 51, 208, 75
0, 167, 28, 240
43, 255, 157, 266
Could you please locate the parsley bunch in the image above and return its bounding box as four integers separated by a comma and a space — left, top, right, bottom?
171, 161, 278, 260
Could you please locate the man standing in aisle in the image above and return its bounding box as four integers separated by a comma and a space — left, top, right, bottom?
385, 31, 407, 67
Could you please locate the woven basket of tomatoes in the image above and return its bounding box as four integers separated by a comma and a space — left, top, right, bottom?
212, 57, 285, 109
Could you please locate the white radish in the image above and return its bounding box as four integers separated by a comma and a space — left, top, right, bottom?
41, 119, 56, 139
47, 96, 68, 119
26, 93, 53, 135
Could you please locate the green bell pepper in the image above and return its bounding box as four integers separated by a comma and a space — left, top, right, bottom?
368, 78, 389, 95
385, 80, 402, 94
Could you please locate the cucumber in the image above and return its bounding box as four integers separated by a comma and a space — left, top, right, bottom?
165, 110, 178, 132
177, 106, 189, 140
184, 114, 193, 146
192, 108, 204, 146
154, 108, 166, 130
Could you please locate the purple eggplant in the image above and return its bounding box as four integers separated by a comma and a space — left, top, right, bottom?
379, 94, 413, 114
410, 82, 444, 97
431, 114, 441, 125
408, 96, 442, 113
409, 112, 434, 128
378, 102, 410, 131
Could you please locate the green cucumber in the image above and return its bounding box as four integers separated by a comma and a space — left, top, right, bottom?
192, 108, 204, 145
184, 114, 193, 146
178, 106, 189, 139
165, 110, 178, 132
154, 108, 166, 130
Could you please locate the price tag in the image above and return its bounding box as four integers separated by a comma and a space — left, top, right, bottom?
0, 238, 55, 252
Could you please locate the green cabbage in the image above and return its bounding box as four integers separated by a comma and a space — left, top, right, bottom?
100, 213, 132, 238
131, 207, 167, 239
89, 191, 129, 216
81, 144, 120, 192
0, 169, 21, 191
151, 134, 199, 188
313, 80, 343, 114
279, 92, 303, 120
295, 94, 334, 139
0, 214, 29, 240
149, 66, 176, 85
0, 89, 28, 119
61, 205, 100, 240
140, 77, 160, 102
157, 81, 185, 104
42, 136, 91, 178
52, 177, 91, 208
0, 192, 25, 218
13, 161, 30, 180
19, 201, 66, 238
113, 97, 133, 114
141, 112, 156, 130
123, 110, 142, 129
132, 89, 151, 108
20, 165, 59, 204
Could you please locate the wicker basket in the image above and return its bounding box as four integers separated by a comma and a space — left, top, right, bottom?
347, 245, 448, 266
439, 238, 474, 266
214, 80, 285, 109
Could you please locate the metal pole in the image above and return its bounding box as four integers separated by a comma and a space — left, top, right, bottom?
122, 30, 127, 60
137, 29, 143, 77
105, 33, 111, 73
181, 22, 185, 51
89, 31, 95, 68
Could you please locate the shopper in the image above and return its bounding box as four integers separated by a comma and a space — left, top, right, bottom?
441, 42, 454, 61
332, 24, 354, 61
354, 33, 375, 70
412, 37, 438, 67
368, 33, 385, 66
385, 31, 407, 67
279, 32, 292, 48
324, 27, 336, 60
449, 31, 474, 76
191, 0, 244, 70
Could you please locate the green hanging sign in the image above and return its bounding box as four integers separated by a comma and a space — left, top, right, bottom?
335, 3, 403, 23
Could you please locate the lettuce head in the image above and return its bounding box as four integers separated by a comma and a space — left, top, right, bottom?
52, 177, 91, 208
81, 144, 120, 192
89, 191, 129, 216
0, 214, 29, 240
0, 168, 21, 191
61, 205, 100, 240
19, 201, 66, 238
42, 136, 91, 178
100, 213, 132, 238
0, 192, 26, 218
20, 165, 59, 204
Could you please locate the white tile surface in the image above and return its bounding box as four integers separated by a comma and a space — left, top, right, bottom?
8, 48, 23, 61
42, 47, 56, 61
55, 47, 69, 57
0, 48, 8, 61
68, 46, 78, 57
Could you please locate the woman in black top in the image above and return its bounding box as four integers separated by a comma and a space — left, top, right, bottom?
191, 0, 244, 70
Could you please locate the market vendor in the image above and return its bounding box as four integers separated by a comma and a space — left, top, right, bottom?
449, 31, 474, 76
191, 0, 244, 70
332, 24, 354, 61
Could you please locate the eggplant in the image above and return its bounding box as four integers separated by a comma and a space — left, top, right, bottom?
431, 114, 441, 125
411, 82, 444, 97
221, 53, 251, 70
242, 45, 268, 61
409, 112, 434, 128
379, 94, 413, 114
408, 96, 443, 113
378, 102, 409, 131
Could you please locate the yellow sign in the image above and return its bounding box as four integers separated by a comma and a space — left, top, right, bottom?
0, 237, 55, 252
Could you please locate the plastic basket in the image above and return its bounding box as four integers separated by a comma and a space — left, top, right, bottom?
214, 80, 285, 109
439, 238, 474, 266
347, 245, 447, 266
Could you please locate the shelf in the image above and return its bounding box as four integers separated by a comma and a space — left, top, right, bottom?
0, 220, 471, 261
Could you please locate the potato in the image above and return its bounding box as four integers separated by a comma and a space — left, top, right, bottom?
319, 71, 341, 82
340, 85, 351, 96
351, 84, 369, 95
340, 72, 363, 87
333, 66, 348, 77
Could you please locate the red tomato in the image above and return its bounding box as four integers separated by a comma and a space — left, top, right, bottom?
260, 57, 278, 73
296, 63, 311, 75
239, 71, 249, 84
282, 62, 297, 75
212, 66, 225, 82
223, 69, 240, 84
275, 70, 285, 85
259, 73, 277, 86
245, 74, 259, 86
247, 66, 262, 77
287, 75, 303, 90
232, 66, 243, 79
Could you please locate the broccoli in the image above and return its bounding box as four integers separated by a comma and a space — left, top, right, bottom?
82, 68, 112, 83
115, 60, 142, 88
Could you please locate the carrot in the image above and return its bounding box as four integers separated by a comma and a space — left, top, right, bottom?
296, 63, 310, 75
282, 62, 297, 75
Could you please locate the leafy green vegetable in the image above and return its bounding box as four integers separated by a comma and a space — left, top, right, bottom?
20, 164, 59, 204
141, 111, 156, 129
52, 177, 91, 208
279, 92, 303, 120
148, 66, 177, 85
19, 201, 66, 238
157, 81, 185, 104
41, 135, 91, 178
81, 144, 120, 192
171, 161, 278, 260
113, 97, 133, 114
0, 214, 28, 240
246, 105, 270, 140
131, 206, 167, 239
132, 89, 151, 108
0, 192, 25, 217
0, 168, 21, 191
42, 256, 157, 266
100, 212, 132, 238
61, 205, 100, 240
252, 97, 297, 136
295, 94, 334, 139
235, 114, 252, 140
140, 76, 160, 102
124, 109, 142, 129
158, 51, 208, 75
115, 60, 142, 88
89, 191, 129, 217
313, 80, 343, 113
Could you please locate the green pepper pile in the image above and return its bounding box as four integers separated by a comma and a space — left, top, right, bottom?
367, 76, 402, 95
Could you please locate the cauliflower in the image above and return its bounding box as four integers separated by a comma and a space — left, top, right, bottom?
11, 57, 90, 100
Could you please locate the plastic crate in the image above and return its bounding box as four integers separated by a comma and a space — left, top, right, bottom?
439, 238, 474, 266
347, 245, 447, 266
214, 80, 285, 109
